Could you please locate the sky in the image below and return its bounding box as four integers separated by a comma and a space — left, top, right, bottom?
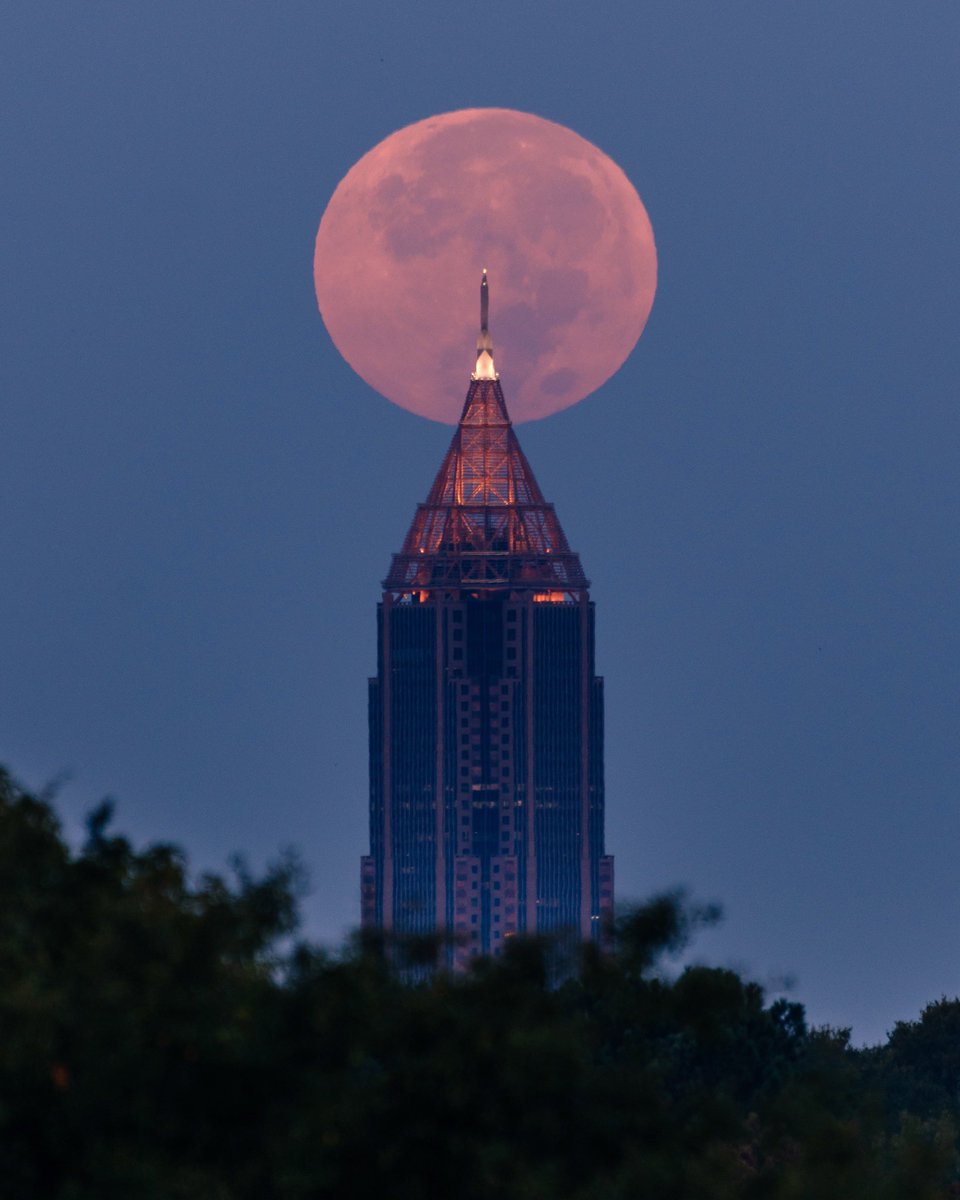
2, 2, 958, 1045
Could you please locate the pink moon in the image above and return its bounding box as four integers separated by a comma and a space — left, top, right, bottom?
314, 108, 657, 424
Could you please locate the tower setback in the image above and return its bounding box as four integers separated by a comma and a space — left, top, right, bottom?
362, 273, 613, 964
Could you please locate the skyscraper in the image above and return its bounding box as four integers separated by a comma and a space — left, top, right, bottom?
362, 274, 613, 965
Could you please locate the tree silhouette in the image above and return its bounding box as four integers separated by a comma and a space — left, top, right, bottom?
0, 766, 957, 1198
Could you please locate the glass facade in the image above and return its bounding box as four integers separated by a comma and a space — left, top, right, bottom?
366, 587, 610, 959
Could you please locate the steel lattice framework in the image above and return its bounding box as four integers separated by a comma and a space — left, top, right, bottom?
385, 375, 588, 593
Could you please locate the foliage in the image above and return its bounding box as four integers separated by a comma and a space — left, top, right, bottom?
0, 766, 958, 1198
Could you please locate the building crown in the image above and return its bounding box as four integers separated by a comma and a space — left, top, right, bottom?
384, 273, 588, 597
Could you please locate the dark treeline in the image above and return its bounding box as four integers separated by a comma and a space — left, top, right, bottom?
2, 766, 959, 1199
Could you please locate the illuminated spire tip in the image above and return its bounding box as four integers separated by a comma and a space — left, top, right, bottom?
473, 269, 497, 381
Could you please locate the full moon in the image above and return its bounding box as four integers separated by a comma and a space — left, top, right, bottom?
314, 108, 657, 424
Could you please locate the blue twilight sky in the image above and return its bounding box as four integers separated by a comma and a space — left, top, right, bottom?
2, 3, 957, 1044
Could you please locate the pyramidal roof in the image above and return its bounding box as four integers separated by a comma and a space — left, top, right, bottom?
384, 272, 588, 595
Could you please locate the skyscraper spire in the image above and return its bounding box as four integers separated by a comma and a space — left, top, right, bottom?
473, 268, 497, 382
384, 270, 587, 595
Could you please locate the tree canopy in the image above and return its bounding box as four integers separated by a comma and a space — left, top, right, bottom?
1, 766, 957, 1198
